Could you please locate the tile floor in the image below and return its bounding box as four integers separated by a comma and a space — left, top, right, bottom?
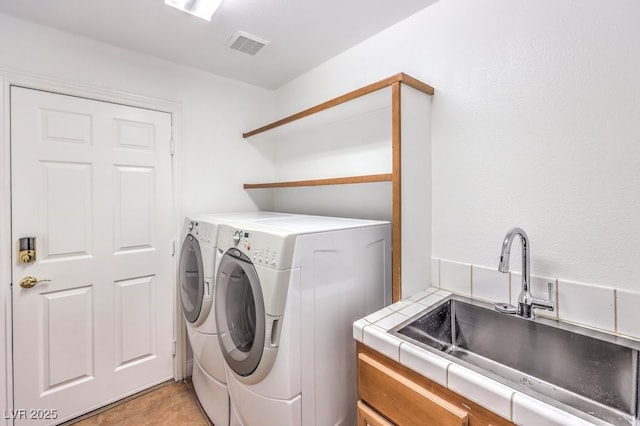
67, 381, 210, 425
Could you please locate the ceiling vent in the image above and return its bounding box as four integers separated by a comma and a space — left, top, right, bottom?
226, 31, 270, 56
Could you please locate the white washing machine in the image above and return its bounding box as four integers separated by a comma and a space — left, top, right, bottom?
213, 215, 391, 426
178, 212, 296, 425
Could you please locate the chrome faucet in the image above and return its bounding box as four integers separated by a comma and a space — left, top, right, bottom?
498, 227, 554, 318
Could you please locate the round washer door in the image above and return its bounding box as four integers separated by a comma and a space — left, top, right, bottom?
179, 234, 204, 324
215, 249, 265, 377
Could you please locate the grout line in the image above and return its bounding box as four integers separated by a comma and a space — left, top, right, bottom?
554, 279, 559, 319
444, 362, 452, 388
613, 288, 618, 333
359, 323, 368, 343
509, 391, 516, 421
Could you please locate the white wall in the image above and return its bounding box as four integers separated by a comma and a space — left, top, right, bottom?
275, 0, 640, 294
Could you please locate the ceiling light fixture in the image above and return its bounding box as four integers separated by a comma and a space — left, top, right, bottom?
164, 0, 223, 21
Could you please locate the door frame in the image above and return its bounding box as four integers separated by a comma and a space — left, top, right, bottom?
0, 69, 185, 424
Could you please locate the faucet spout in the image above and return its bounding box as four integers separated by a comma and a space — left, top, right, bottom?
497, 227, 553, 318
498, 227, 530, 290
498, 228, 519, 273
497, 252, 511, 273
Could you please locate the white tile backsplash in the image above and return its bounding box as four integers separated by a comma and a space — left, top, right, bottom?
430, 257, 637, 340
616, 289, 640, 338
558, 280, 615, 332
439, 259, 471, 296
431, 257, 440, 287
472, 265, 510, 303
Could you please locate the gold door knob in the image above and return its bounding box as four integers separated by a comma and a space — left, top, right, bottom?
19, 276, 51, 289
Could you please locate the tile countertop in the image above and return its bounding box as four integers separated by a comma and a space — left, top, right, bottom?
353, 287, 609, 426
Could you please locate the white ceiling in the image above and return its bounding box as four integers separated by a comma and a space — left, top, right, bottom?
0, 0, 437, 89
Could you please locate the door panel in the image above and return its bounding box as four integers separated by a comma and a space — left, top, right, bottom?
39, 108, 92, 145
42, 161, 93, 258
115, 119, 155, 150
114, 166, 155, 251
11, 86, 174, 425
115, 276, 156, 368
44, 286, 94, 390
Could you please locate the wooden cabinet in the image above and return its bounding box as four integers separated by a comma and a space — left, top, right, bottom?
357, 343, 515, 426
242, 73, 434, 301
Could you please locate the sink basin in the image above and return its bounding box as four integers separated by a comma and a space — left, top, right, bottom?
391, 295, 640, 425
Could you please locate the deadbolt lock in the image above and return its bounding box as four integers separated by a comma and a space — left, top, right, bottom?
19, 276, 50, 289
18, 237, 36, 264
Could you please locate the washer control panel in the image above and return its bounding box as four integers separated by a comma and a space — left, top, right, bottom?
224, 227, 293, 269
253, 245, 278, 268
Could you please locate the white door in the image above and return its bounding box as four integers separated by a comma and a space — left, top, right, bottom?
10, 87, 174, 425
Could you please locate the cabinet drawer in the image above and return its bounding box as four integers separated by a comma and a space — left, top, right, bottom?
358, 400, 394, 426
358, 352, 468, 426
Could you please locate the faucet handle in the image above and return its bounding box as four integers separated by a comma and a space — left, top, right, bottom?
529, 281, 556, 313
541, 281, 556, 312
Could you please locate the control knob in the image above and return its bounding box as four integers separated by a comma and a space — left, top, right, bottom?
232, 230, 243, 246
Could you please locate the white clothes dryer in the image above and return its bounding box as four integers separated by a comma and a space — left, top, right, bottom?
178, 212, 295, 425
213, 215, 391, 426
179, 217, 228, 425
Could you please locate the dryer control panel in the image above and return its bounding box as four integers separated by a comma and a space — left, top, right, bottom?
187, 220, 215, 248
236, 230, 278, 267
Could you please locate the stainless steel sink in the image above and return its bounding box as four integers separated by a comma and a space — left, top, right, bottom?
391, 295, 640, 425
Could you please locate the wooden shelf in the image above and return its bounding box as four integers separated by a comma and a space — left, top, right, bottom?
243, 174, 392, 189
242, 73, 435, 302
243, 73, 434, 138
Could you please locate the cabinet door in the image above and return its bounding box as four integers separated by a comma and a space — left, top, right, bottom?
358, 353, 468, 426
357, 401, 394, 426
